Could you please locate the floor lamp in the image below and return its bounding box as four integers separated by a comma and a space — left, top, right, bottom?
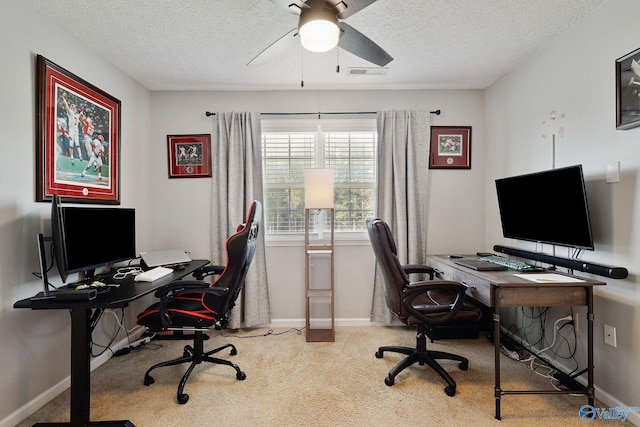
304, 168, 335, 342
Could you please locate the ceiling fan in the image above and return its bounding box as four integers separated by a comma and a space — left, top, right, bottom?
248, 0, 393, 67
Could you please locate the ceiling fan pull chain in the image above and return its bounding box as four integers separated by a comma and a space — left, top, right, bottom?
301, 44, 305, 88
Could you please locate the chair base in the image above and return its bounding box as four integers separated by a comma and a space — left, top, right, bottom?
143, 331, 245, 404
146, 330, 210, 341
375, 327, 468, 396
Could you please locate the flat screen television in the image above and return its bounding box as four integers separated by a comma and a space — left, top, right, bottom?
495, 165, 594, 251
51, 195, 136, 283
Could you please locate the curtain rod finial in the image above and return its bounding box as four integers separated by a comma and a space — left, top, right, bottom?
431, 109, 441, 115
205, 111, 215, 117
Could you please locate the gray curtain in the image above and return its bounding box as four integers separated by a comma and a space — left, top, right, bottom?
213, 112, 271, 328
371, 110, 431, 323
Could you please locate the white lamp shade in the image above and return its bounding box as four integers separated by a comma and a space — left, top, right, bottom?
304, 168, 334, 209
299, 19, 339, 52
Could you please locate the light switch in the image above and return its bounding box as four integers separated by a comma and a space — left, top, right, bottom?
606, 161, 620, 184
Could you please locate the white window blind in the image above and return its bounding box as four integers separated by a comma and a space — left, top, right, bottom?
262, 118, 377, 235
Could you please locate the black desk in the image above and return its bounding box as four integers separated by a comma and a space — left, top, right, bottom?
14, 259, 210, 427
427, 255, 606, 420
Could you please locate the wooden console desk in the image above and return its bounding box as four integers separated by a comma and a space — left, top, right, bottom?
14, 259, 210, 427
426, 255, 606, 420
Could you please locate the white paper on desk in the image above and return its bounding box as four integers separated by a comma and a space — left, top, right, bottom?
514, 273, 585, 283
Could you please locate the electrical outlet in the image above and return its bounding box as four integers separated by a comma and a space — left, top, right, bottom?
604, 324, 617, 347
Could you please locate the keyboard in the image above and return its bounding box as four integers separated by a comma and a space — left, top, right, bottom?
479, 255, 535, 271
134, 266, 173, 282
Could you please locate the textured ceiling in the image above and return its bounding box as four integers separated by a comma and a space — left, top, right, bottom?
21, 0, 605, 91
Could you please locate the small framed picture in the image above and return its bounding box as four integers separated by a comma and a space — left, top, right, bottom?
429, 126, 472, 169
616, 47, 640, 130
167, 134, 212, 178
36, 55, 121, 203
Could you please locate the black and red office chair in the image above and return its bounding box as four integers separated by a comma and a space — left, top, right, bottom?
366, 217, 482, 396
136, 201, 261, 404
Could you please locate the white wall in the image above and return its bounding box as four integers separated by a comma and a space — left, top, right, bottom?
485, 0, 640, 417
0, 2, 151, 425
149, 89, 486, 322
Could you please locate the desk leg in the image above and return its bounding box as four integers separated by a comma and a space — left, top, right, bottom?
493, 286, 502, 420
70, 307, 91, 426
33, 307, 135, 427
587, 287, 595, 407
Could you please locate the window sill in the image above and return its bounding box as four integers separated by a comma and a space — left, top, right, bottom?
265, 232, 370, 247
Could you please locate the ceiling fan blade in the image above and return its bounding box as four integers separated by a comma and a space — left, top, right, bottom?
268, 0, 309, 15
335, 0, 377, 19
247, 28, 299, 67
337, 22, 392, 66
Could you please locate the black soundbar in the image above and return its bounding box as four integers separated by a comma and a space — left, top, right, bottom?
493, 245, 628, 279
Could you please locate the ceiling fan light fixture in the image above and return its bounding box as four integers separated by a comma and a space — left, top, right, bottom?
298, 9, 339, 53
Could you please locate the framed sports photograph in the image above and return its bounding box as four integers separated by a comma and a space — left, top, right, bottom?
167, 134, 212, 178
616, 47, 640, 130
429, 126, 472, 169
36, 55, 121, 204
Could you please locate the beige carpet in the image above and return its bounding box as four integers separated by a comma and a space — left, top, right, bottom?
17, 326, 628, 426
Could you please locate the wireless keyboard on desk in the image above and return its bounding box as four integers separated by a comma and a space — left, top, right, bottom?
479, 255, 537, 271
134, 266, 173, 282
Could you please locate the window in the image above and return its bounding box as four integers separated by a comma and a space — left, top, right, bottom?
262, 118, 377, 235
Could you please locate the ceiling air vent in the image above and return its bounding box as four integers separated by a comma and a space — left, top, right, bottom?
349, 67, 388, 76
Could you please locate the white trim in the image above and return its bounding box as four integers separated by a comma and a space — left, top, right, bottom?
261, 116, 376, 132
0, 327, 146, 427
265, 233, 370, 247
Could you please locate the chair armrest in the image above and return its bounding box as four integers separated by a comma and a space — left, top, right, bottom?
402, 280, 467, 326
402, 264, 435, 280
192, 265, 225, 280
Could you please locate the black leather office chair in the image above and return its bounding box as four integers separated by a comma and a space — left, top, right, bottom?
366, 217, 482, 396
136, 201, 261, 404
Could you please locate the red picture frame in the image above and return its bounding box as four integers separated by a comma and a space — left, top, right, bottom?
36, 55, 121, 204
167, 134, 212, 178
429, 126, 472, 169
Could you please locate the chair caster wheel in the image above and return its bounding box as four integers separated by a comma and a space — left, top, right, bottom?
384, 376, 394, 386
459, 361, 468, 371
177, 393, 189, 404
375, 351, 383, 359
230, 348, 238, 356
444, 385, 456, 396
237, 371, 247, 380
143, 375, 154, 386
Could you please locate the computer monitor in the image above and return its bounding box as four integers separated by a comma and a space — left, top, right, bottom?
51, 195, 136, 283
494, 165, 594, 251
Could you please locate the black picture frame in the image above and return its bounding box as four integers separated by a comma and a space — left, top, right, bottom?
616, 47, 640, 130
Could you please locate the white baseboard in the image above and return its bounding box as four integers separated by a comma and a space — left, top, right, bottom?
268, 318, 374, 328
0, 327, 146, 427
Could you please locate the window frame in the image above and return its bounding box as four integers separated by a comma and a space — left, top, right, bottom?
261, 116, 377, 242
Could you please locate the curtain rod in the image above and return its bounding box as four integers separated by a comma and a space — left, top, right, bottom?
205, 110, 441, 117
